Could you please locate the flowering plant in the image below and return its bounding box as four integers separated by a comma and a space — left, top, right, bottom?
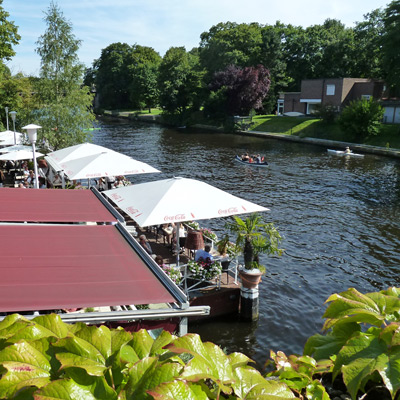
161, 264, 182, 284
187, 258, 222, 281
186, 221, 200, 230
201, 228, 218, 242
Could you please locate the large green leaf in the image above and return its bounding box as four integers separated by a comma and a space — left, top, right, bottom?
34, 378, 98, 399
74, 325, 112, 361
229, 352, 253, 369
54, 335, 108, 376
323, 288, 400, 330
148, 380, 208, 400
232, 367, 295, 399
334, 329, 390, 399
110, 328, 133, 355
149, 330, 175, 356
130, 330, 154, 359
0, 314, 32, 341
304, 322, 360, 360
7, 314, 70, 344
124, 356, 181, 399
0, 341, 51, 398
166, 334, 235, 393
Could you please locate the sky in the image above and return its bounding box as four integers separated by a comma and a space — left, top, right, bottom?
3, 0, 391, 76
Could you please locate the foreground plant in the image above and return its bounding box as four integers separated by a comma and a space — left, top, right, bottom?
0, 313, 294, 399
304, 287, 400, 399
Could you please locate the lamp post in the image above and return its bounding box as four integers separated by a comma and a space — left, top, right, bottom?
22, 124, 42, 189
9, 111, 17, 145
5, 107, 9, 131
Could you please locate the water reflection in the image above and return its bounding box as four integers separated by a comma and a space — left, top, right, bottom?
94, 118, 400, 364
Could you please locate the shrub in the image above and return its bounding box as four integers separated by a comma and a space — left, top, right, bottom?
338, 98, 384, 142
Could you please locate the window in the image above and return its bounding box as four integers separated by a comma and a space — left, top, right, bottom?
326, 84, 335, 96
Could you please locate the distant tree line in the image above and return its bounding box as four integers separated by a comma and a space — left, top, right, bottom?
82, 0, 399, 124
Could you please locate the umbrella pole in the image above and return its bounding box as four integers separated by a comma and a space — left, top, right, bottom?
176, 222, 180, 266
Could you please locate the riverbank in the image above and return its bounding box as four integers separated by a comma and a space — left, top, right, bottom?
102, 110, 400, 159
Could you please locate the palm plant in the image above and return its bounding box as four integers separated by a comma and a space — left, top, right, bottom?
226, 213, 283, 271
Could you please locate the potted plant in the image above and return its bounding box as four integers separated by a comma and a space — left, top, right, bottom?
216, 234, 241, 270
226, 213, 283, 288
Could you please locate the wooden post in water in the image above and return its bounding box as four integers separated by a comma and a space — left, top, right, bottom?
240, 287, 259, 321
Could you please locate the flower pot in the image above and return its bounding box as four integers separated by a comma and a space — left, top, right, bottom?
239, 269, 262, 289
221, 260, 231, 271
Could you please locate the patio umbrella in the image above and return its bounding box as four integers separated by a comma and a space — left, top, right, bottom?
0, 145, 33, 153
0, 130, 24, 145
46, 142, 112, 164
60, 151, 160, 181
0, 149, 44, 161
103, 177, 268, 263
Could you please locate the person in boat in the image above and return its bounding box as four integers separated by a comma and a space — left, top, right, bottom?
195, 244, 213, 262
344, 146, 352, 154
241, 153, 250, 161
255, 154, 262, 163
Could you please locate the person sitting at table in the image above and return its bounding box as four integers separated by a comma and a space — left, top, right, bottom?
139, 234, 153, 255
195, 244, 213, 262
155, 255, 165, 268
27, 170, 35, 185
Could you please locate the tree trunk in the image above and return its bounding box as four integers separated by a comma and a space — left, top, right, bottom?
243, 238, 253, 268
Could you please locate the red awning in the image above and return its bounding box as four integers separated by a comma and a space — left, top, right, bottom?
0, 188, 119, 223
0, 224, 177, 312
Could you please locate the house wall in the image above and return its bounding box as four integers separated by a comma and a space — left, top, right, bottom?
283, 92, 304, 114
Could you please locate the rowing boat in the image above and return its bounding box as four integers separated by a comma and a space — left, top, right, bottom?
327, 149, 364, 158
235, 155, 269, 167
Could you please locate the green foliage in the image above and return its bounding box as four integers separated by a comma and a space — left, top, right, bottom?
226, 213, 283, 270
304, 287, 400, 399
314, 103, 339, 124
338, 98, 384, 142
34, 1, 94, 150
0, 2, 21, 62
0, 313, 294, 399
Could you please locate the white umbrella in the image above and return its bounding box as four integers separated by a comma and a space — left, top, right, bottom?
0, 149, 44, 161
0, 145, 33, 153
103, 177, 268, 263
60, 151, 160, 180
46, 142, 112, 164
0, 130, 24, 145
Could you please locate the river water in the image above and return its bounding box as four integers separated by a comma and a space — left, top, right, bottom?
93, 118, 400, 368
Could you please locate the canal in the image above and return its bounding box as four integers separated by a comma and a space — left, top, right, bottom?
94, 118, 400, 368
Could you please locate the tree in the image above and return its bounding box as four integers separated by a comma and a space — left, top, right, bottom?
35, 1, 94, 150
339, 98, 384, 142
209, 64, 270, 116
352, 9, 385, 78
0, 0, 20, 70
158, 46, 204, 123
128, 45, 161, 111
92, 42, 134, 109
199, 22, 263, 80
381, 0, 400, 92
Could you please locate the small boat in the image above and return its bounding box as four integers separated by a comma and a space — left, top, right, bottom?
327, 149, 364, 158
235, 155, 269, 167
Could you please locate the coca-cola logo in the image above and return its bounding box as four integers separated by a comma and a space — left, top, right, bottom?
164, 214, 186, 221
126, 207, 142, 218
218, 207, 238, 216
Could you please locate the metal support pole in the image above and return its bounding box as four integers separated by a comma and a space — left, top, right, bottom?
31, 142, 39, 189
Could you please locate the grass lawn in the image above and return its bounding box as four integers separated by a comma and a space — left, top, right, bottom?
252, 115, 400, 149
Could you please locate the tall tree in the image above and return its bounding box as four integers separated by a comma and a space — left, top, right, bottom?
352, 9, 384, 78
128, 45, 161, 111
199, 22, 263, 80
158, 47, 203, 122
93, 42, 133, 109
35, 1, 94, 150
0, 0, 20, 68
381, 0, 400, 92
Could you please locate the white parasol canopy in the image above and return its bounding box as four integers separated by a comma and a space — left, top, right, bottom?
0, 130, 24, 145
46, 142, 112, 164
60, 151, 160, 180
104, 176, 268, 227
0, 149, 44, 161
0, 145, 33, 153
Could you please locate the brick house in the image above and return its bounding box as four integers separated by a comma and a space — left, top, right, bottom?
278, 78, 385, 116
